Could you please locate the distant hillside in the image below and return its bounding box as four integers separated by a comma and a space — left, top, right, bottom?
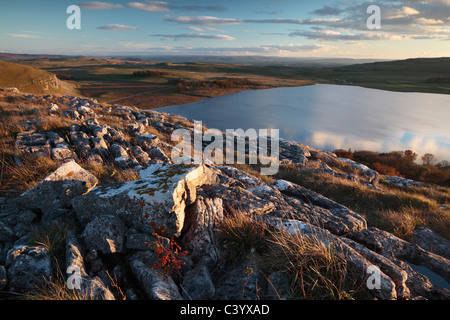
0, 60, 78, 95
313, 57, 450, 94
333, 57, 450, 74
113, 55, 386, 67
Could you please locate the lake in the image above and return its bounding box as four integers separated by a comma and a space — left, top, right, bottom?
156, 84, 450, 162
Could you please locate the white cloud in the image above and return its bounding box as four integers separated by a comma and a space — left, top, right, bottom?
187, 26, 205, 32
97, 24, 139, 30
127, 1, 170, 12
166, 16, 241, 25
414, 17, 444, 24
151, 33, 235, 40
78, 1, 123, 10
385, 6, 420, 19
8, 33, 41, 39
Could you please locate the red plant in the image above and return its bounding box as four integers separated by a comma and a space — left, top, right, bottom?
149, 235, 188, 279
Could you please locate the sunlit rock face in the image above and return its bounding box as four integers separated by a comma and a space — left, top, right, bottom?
72, 163, 219, 237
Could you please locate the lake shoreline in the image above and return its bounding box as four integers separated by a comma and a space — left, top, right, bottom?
155, 84, 450, 164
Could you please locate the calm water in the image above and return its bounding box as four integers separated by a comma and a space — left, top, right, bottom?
156, 84, 450, 161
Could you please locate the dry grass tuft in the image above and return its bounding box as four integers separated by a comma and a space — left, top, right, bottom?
218, 213, 364, 299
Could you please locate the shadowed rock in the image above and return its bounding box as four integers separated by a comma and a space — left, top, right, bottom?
15, 160, 98, 214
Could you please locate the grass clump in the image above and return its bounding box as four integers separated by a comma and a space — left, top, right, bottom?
218, 214, 365, 300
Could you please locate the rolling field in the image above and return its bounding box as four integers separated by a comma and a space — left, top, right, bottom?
1, 56, 449, 110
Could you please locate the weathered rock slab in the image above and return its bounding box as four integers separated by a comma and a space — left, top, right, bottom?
72, 164, 218, 237
16, 160, 98, 214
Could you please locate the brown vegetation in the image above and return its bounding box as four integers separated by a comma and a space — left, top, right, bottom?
133, 70, 170, 77
335, 149, 450, 186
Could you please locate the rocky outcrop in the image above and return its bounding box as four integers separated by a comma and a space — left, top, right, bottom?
4, 157, 447, 300
72, 164, 219, 237
0, 89, 449, 301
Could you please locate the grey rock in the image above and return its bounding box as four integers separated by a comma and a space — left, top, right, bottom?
62, 109, 82, 120
72, 164, 218, 237
181, 265, 215, 300
271, 179, 367, 234
51, 147, 73, 161
264, 217, 398, 300
16, 160, 98, 214
77, 105, 95, 117
346, 227, 450, 298
125, 230, 154, 251
265, 271, 291, 300
81, 215, 127, 254
66, 230, 116, 300
217, 165, 263, 188
182, 192, 224, 268
49, 103, 59, 113
0, 265, 7, 291
412, 227, 450, 260
129, 251, 182, 300
201, 184, 276, 217
130, 146, 150, 165
110, 144, 128, 158
136, 134, 159, 150
6, 245, 53, 293
0, 221, 16, 242
15, 132, 50, 155
214, 250, 263, 300
147, 146, 171, 163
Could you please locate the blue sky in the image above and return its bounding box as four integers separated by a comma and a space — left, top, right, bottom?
1, 0, 449, 58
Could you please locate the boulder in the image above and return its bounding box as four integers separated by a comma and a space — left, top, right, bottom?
136, 134, 159, 150
16, 160, 98, 214
271, 179, 367, 235
5, 245, 52, 293
213, 249, 263, 300
72, 164, 218, 237
66, 230, 116, 300
147, 146, 171, 163
81, 215, 127, 254
181, 265, 215, 300
0, 221, 16, 242
412, 227, 450, 260
181, 191, 224, 268
51, 147, 73, 161
130, 146, 150, 165
129, 251, 182, 300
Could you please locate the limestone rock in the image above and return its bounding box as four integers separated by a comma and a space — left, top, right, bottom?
72, 164, 218, 237
271, 179, 367, 235
129, 251, 182, 300
181, 191, 224, 268
16, 160, 98, 214
412, 227, 450, 260
5, 245, 52, 293
181, 265, 215, 300
66, 230, 116, 300
81, 215, 127, 254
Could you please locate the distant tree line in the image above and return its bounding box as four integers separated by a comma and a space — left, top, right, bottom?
334, 149, 450, 186
133, 70, 170, 77
168, 78, 254, 93
426, 77, 450, 84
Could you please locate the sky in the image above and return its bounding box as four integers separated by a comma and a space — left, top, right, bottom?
0, 0, 449, 59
